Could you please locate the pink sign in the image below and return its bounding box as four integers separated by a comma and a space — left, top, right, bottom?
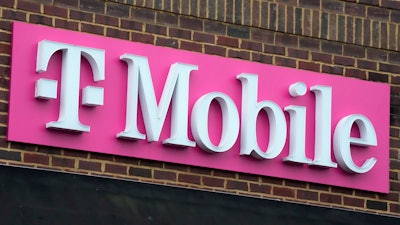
8, 22, 390, 193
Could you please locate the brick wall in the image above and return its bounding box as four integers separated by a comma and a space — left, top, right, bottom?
0, 0, 399, 217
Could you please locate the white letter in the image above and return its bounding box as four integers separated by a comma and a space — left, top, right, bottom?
117, 54, 198, 147
284, 82, 311, 164
191, 92, 239, 153
310, 85, 337, 168
238, 74, 286, 159
36, 40, 105, 132
333, 114, 377, 173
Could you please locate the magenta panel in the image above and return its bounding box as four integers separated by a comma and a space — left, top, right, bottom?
8, 22, 390, 193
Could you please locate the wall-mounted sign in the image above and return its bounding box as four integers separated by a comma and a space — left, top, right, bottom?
8, 22, 390, 193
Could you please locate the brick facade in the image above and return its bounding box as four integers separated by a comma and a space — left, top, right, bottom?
0, 0, 399, 217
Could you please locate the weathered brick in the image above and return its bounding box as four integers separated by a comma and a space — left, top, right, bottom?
312, 52, 332, 63
298, 0, 320, 9
273, 186, 295, 198
251, 28, 274, 44
357, 59, 377, 70
321, 41, 342, 55
80, 0, 104, 13
178, 173, 201, 184
70, 10, 93, 22
366, 200, 388, 211
52, 156, 75, 168
154, 170, 176, 180
0, 0, 14, 7
129, 167, 152, 178
79, 160, 101, 171
226, 180, 248, 191
379, 63, 400, 73
297, 190, 318, 201
252, 53, 273, 64
2, 9, 27, 22
24, 153, 50, 165
54, 0, 79, 8
276, 33, 298, 48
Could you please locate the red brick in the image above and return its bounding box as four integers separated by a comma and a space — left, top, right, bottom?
297, 190, 318, 201
70, 9, 93, 22
193, 32, 215, 44
343, 197, 365, 207
320, 193, 342, 204
226, 180, 248, 191
390, 203, 400, 213
154, 170, 177, 180
79, 160, 102, 171
52, 156, 75, 168
44, 5, 69, 18
17, 0, 41, 13
204, 45, 226, 57
55, 19, 79, 31
275, 56, 296, 68
217, 36, 239, 48
131, 32, 154, 44
202, 176, 225, 187
24, 153, 50, 165
0, 0, 14, 7
105, 163, 127, 175
178, 174, 201, 184
249, 183, 271, 194
273, 186, 295, 198
264, 44, 285, 55
204, 20, 226, 35
180, 41, 202, 52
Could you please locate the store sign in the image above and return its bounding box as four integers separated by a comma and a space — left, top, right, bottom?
8, 22, 390, 193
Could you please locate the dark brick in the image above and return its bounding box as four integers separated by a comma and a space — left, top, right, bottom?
24, 153, 49, 165
344, 2, 366, 17
234, 0, 242, 24
96, 15, 119, 27
355, 18, 363, 45
277, 4, 285, 32
140, 159, 163, 168
322, 65, 343, 75
54, 0, 78, 8
79, 160, 101, 171
275, 56, 296, 68
392, 10, 400, 23
120, 19, 142, 31
44, 5, 68, 18
105, 163, 127, 175
252, 53, 273, 64
129, 167, 152, 178
303, 9, 312, 36
321, 41, 342, 55
297, 190, 318, 201
190, 0, 199, 16
338, 15, 345, 42
204, 20, 226, 35
299, 38, 320, 51
320, 193, 342, 204
241, 40, 262, 52
298, 0, 320, 9
217, 0, 225, 21
193, 32, 215, 44
251, 28, 274, 44
312, 52, 332, 63
81, 23, 103, 35
364, 19, 371, 46
249, 183, 271, 194
367, 48, 387, 62
17, 0, 41, 13
156, 12, 178, 26
70, 10, 93, 22
131, 31, 154, 44
381, 23, 388, 49
287, 6, 294, 33
55, 19, 79, 30
80, 0, 104, 13
180, 41, 202, 52
343, 45, 365, 58
312, 10, 319, 37
180, 16, 203, 31
52, 156, 75, 168
334, 56, 355, 66
0, 0, 14, 7
369, 71, 389, 83
380, 63, 400, 73
207, 0, 215, 19
226, 180, 248, 191
202, 176, 224, 187
276, 33, 298, 48
217, 36, 239, 48
344, 197, 365, 207
107, 2, 130, 17
295, 7, 302, 35
37, 146, 62, 155
372, 21, 380, 48
227, 25, 250, 39
214, 170, 236, 178
321, 12, 328, 39
345, 68, 367, 80
357, 59, 377, 70
288, 49, 308, 60
299, 61, 320, 72
273, 186, 295, 197
382, 0, 400, 9
227, 49, 250, 60
204, 45, 226, 57
169, 28, 191, 39
28, 14, 52, 26
0, 150, 21, 161
146, 24, 167, 35
321, 0, 344, 13
368, 7, 389, 21
366, 200, 388, 211
154, 170, 176, 180
156, 37, 178, 48
264, 44, 285, 55
346, 16, 354, 43
106, 28, 130, 40
390, 203, 400, 213
2, 9, 27, 22
269, 2, 277, 30
131, 7, 155, 23
178, 174, 201, 184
